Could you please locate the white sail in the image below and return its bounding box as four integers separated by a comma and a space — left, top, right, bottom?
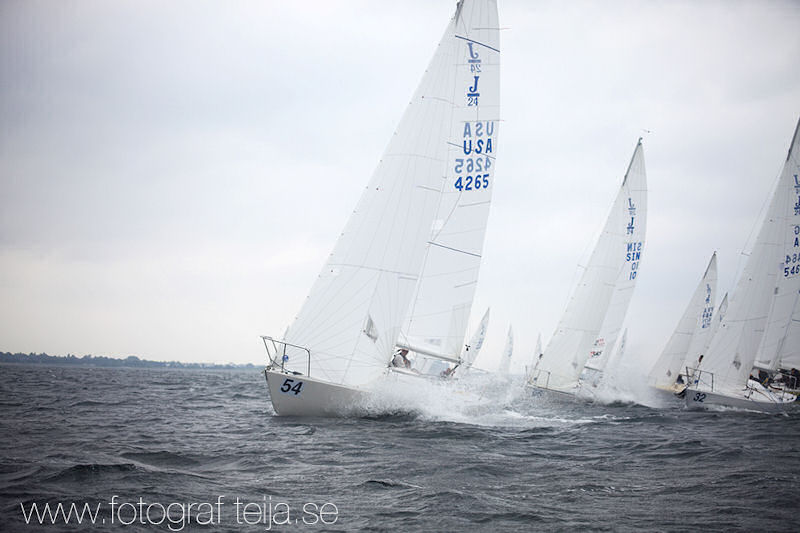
279, 0, 501, 388
695, 118, 800, 395
497, 325, 514, 375
584, 166, 648, 376
649, 252, 718, 389
461, 307, 490, 368
533, 140, 647, 393
755, 126, 800, 371
707, 292, 728, 345
525, 333, 543, 382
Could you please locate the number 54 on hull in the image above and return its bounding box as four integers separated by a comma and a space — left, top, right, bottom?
263, 369, 372, 417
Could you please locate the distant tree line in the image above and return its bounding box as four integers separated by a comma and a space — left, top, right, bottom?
0, 352, 258, 370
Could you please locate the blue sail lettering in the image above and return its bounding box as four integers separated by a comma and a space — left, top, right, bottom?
468, 41, 480, 61
463, 140, 472, 155
476, 122, 483, 137
486, 121, 494, 136
485, 138, 493, 153
463, 123, 472, 138
467, 76, 480, 97
475, 139, 484, 154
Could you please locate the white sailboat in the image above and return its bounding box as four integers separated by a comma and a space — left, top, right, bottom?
685, 118, 800, 412
262, 0, 501, 416
648, 252, 718, 394
530, 139, 647, 395
497, 325, 514, 375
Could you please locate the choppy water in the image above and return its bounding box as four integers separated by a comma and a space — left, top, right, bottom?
1, 364, 799, 532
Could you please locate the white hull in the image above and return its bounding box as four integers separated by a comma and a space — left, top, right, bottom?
684, 386, 797, 413
264, 369, 372, 417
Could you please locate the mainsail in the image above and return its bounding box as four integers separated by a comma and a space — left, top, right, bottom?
695, 118, 800, 394
533, 140, 647, 393
398, 2, 500, 364
649, 252, 718, 389
280, 0, 501, 388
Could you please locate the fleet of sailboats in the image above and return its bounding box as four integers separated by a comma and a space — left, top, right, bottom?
259, 1, 797, 416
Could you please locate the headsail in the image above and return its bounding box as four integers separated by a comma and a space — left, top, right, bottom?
533, 139, 647, 393
280, 0, 501, 387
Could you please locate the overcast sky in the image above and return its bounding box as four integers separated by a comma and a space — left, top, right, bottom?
1, 0, 799, 369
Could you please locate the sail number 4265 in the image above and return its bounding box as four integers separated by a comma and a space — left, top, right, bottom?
280, 378, 303, 396
455, 174, 489, 191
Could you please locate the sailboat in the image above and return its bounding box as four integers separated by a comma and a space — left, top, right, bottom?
685, 118, 800, 412
261, 0, 501, 416
648, 252, 718, 396
530, 139, 647, 395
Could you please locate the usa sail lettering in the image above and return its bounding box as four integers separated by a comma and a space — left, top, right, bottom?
455, 121, 494, 192
626, 242, 643, 280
